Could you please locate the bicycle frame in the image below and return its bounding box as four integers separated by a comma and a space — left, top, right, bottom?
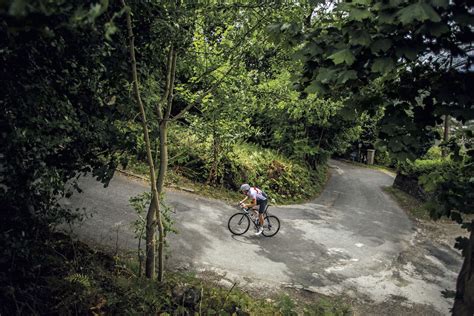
229, 204, 279, 237
241, 206, 269, 228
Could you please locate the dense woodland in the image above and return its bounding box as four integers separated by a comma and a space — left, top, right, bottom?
1, 0, 472, 314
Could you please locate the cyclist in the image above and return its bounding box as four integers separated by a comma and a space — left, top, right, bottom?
239, 183, 267, 235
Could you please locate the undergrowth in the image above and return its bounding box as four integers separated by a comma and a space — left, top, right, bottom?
123, 125, 328, 205
0, 232, 351, 315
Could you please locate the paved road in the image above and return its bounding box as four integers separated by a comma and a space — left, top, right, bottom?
65, 160, 460, 315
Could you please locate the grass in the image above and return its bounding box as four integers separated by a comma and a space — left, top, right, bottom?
383, 186, 431, 220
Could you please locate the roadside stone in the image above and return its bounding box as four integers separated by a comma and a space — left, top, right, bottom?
217, 278, 234, 288
179, 186, 195, 192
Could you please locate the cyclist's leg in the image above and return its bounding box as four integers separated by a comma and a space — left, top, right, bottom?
258, 200, 267, 226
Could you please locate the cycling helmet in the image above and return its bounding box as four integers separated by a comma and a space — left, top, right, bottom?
240, 183, 250, 192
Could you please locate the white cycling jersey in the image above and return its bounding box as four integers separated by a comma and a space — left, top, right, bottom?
246, 187, 267, 201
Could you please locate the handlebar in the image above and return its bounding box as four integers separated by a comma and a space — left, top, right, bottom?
238, 204, 251, 213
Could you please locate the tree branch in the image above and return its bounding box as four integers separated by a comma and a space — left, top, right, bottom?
170, 60, 240, 121
171, 13, 269, 121
165, 49, 177, 120
156, 46, 174, 121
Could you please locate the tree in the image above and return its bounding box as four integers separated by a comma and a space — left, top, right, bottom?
186, 70, 257, 186
269, 0, 473, 313
0, 1, 132, 309
0, 0, 126, 242
121, 0, 164, 280
115, 1, 301, 280
269, 0, 473, 157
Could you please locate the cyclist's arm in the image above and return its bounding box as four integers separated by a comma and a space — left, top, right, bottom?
244, 198, 257, 209
239, 196, 249, 205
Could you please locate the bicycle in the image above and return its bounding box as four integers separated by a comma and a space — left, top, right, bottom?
227, 204, 280, 237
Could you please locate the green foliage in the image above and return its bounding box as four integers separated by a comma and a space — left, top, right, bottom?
400, 158, 450, 178
276, 294, 297, 315
129, 191, 177, 240
398, 133, 473, 225
423, 146, 443, 160
419, 141, 473, 224
65, 273, 93, 289
154, 123, 329, 203
269, 0, 473, 160
230, 143, 328, 202
329, 49, 356, 66
0, 0, 132, 230
247, 71, 363, 168
0, 1, 133, 299
302, 298, 352, 316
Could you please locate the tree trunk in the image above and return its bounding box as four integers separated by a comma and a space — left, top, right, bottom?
122, 0, 161, 280
155, 121, 168, 281
207, 132, 220, 185
442, 115, 450, 157
145, 45, 177, 283
453, 220, 474, 316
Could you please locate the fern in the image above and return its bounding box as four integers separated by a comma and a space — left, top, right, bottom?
65, 273, 92, 289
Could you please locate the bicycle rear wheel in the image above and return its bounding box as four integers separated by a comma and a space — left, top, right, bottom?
228, 213, 250, 235
262, 215, 280, 237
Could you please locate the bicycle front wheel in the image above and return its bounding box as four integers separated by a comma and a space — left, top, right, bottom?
228, 213, 250, 235
262, 215, 280, 237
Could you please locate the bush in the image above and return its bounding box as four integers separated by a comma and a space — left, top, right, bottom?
374, 149, 393, 166
229, 144, 327, 202
423, 146, 443, 160
128, 124, 329, 203
399, 158, 450, 177
396, 141, 472, 222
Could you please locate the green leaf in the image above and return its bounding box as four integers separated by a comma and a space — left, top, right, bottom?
420, 3, 442, 22
267, 23, 282, 42
267, 23, 282, 33
310, 0, 326, 5
371, 57, 395, 73
453, 13, 474, 26
349, 30, 372, 47
396, 46, 419, 61
428, 23, 449, 36
8, 0, 27, 16
397, 2, 441, 24
338, 70, 358, 84
348, 8, 372, 21
370, 39, 392, 53
316, 68, 337, 84
379, 11, 396, 24
302, 42, 323, 57
339, 106, 358, 120
105, 22, 118, 41
430, 0, 448, 8
328, 49, 356, 65
352, 0, 371, 4
389, 0, 405, 6
305, 80, 326, 94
